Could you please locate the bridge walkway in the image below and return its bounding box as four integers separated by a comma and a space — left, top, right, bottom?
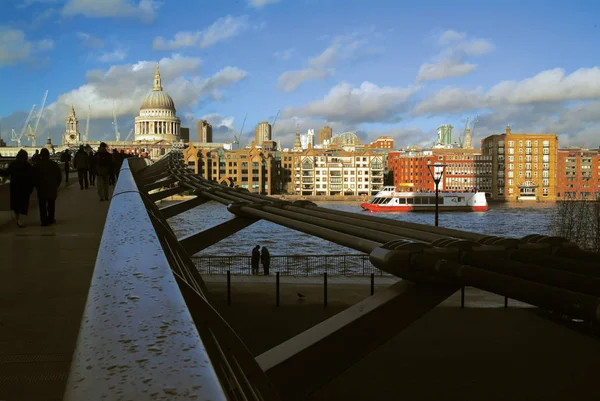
0, 181, 112, 401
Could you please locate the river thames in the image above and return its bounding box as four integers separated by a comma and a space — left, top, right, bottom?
167, 201, 557, 256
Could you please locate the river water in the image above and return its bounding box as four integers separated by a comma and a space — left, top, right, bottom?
167, 201, 557, 256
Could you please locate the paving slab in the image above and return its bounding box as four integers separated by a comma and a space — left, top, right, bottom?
0, 181, 112, 401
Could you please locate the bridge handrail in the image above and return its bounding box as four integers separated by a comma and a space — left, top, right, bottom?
63, 159, 228, 400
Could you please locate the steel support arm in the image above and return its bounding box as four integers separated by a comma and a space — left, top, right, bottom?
179, 217, 259, 256
159, 196, 210, 219
144, 177, 177, 192
256, 280, 458, 401
228, 203, 381, 254
147, 185, 188, 202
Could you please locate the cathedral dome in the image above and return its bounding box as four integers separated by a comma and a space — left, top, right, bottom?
139, 64, 176, 111
140, 90, 175, 110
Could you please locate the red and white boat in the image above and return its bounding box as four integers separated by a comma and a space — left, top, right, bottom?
361, 186, 488, 212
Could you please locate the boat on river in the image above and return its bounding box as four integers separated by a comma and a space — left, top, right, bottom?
360, 186, 488, 212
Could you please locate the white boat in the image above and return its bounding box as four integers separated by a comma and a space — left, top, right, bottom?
360, 186, 488, 212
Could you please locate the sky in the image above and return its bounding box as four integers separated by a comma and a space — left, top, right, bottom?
0, 0, 599, 149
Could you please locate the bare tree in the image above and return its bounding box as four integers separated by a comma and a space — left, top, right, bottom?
552, 191, 600, 253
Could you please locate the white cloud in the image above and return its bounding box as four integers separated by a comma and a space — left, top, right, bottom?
285, 81, 420, 124
248, 0, 279, 8
417, 30, 494, 82
76, 32, 104, 49
417, 59, 476, 83
414, 67, 600, 116
273, 48, 294, 61
277, 33, 378, 92
98, 48, 127, 63
438, 30, 466, 45
487, 67, 600, 104
44, 54, 247, 128
62, 0, 160, 23
0, 28, 54, 67
153, 15, 249, 51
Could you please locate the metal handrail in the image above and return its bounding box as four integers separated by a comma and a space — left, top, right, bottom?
192, 254, 388, 276
63, 160, 228, 400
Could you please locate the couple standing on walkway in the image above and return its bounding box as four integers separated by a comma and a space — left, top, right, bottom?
0, 148, 62, 227
251, 245, 271, 275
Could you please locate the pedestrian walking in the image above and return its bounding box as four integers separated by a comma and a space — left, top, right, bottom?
0, 150, 34, 228
261, 246, 271, 275
31, 150, 40, 165
60, 150, 71, 186
74, 145, 90, 190
94, 142, 114, 201
87, 149, 96, 186
33, 148, 62, 226
251, 245, 261, 275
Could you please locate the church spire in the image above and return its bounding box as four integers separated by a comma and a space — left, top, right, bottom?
293, 123, 302, 150
153, 63, 163, 91
70, 104, 76, 117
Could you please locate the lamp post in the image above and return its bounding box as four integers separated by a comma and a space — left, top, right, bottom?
428, 162, 447, 227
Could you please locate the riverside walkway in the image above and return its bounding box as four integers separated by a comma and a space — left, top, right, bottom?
0, 179, 111, 400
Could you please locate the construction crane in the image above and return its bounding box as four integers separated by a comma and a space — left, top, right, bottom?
233, 113, 247, 150
112, 102, 120, 142
26, 90, 48, 147
83, 105, 90, 143
12, 104, 36, 148
459, 117, 470, 147
125, 128, 134, 142
271, 109, 280, 137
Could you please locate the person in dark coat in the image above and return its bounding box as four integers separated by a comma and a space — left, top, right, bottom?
0, 150, 34, 227
31, 150, 40, 165
60, 150, 71, 186
95, 142, 114, 202
261, 246, 271, 275
33, 148, 62, 226
73, 145, 90, 190
251, 245, 261, 275
87, 149, 96, 186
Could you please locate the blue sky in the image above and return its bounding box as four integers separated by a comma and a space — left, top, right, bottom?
1, 0, 599, 148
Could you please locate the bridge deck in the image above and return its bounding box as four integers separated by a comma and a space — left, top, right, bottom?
0, 182, 111, 401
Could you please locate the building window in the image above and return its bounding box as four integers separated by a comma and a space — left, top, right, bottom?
508, 141, 514, 146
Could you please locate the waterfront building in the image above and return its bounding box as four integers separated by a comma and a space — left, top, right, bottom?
197, 120, 213, 143
284, 146, 384, 196
134, 64, 181, 143
255, 121, 272, 146
388, 148, 489, 193
317, 126, 332, 145
556, 147, 600, 199
182, 141, 281, 195
481, 126, 558, 201
369, 136, 394, 149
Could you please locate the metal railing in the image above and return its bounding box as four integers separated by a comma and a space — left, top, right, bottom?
192, 254, 388, 276
64, 158, 278, 400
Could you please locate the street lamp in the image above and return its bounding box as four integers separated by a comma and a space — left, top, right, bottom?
428, 162, 447, 227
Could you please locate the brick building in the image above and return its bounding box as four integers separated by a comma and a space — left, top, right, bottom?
481, 126, 558, 201
556, 147, 600, 199
182, 141, 281, 195
369, 136, 394, 149
387, 148, 489, 193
